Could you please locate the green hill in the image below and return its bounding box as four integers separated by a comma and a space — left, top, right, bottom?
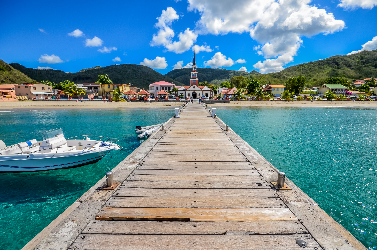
166, 68, 259, 85
9, 63, 181, 90
0, 60, 34, 85
6, 49, 377, 88
263, 50, 377, 86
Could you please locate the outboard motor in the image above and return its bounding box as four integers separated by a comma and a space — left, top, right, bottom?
136, 126, 142, 130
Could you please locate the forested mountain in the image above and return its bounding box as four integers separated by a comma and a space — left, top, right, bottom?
5, 49, 377, 88
260, 50, 377, 86
166, 68, 260, 85
0, 60, 34, 85
9, 63, 181, 90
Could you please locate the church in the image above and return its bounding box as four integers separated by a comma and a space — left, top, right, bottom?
177, 52, 213, 99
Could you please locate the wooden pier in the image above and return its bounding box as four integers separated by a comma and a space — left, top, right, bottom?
25, 103, 366, 250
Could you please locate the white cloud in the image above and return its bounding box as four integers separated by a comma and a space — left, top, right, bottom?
38, 54, 64, 64
68, 29, 84, 37
112, 57, 121, 62
204, 52, 234, 68
37, 66, 53, 70
238, 66, 247, 72
193, 45, 212, 53
85, 36, 103, 47
150, 7, 197, 53
187, 0, 345, 73
98, 46, 117, 53
173, 61, 193, 69
236, 59, 246, 64
338, 0, 376, 9
38, 29, 46, 33
140, 56, 168, 69
348, 36, 377, 55
173, 61, 183, 69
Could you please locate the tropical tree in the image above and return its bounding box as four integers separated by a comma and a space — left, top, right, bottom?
281, 90, 292, 101
77, 89, 86, 96
113, 87, 121, 101
285, 75, 306, 94
171, 87, 178, 96
40, 80, 54, 87
246, 78, 261, 95
230, 76, 247, 89
324, 91, 336, 100
96, 74, 113, 85
365, 77, 377, 87
220, 81, 231, 88
358, 84, 370, 93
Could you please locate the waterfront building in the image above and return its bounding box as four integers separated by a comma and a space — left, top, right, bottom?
318, 84, 347, 95
98, 83, 130, 98
149, 81, 176, 97
15, 83, 53, 99
82, 83, 100, 95
0, 84, 17, 101
264, 85, 286, 97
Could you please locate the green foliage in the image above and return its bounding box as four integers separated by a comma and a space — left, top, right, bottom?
358, 84, 370, 93
96, 74, 113, 85
230, 76, 247, 89
366, 77, 377, 87
324, 91, 336, 100
281, 90, 292, 100
220, 81, 231, 88
246, 78, 261, 95
285, 75, 305, 94
112, 87, 121, 101
325, 77, 347, 86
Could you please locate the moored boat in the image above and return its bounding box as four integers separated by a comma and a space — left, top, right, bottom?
0, 129, 119, 172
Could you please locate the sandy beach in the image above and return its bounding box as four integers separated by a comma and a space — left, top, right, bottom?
0, 100, 376, 109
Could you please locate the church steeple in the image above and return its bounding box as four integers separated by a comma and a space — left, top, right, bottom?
190, 51, 198, 86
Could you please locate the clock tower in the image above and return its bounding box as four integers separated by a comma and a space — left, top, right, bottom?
190, 52, 198, 86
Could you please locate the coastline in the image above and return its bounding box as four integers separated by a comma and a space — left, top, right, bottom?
0, 100, 377, 110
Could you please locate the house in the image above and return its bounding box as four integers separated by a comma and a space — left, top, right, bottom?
264, 85, 286, 97
175, 52, 213, 99
354, 82, 365, 88
82, 83, 100, 95
15, 83, 53, 99
0, 84, 17, 101
318, 84, 347, 95
129, 86, 139, 94
149, 81, 176, 97
98, 83, 130, 98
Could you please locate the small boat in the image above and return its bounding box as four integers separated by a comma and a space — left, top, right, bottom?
135, 124, 162, 139
0, 129, 120, 172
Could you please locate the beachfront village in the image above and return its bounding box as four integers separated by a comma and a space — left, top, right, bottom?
1, 53, 377, 102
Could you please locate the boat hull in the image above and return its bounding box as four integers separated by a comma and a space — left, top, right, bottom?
0, 149, 110, 172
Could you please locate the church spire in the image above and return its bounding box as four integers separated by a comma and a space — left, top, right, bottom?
193, 51, 196, 66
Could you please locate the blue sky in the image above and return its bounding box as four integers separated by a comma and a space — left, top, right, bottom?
0, 0, 377, 75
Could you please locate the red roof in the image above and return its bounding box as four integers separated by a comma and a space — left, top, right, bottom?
125, 90, 137, 95
138, 89, 149, 95
268, 85, 285, 88
150, 81, 175, 86
157, 90, 169, 95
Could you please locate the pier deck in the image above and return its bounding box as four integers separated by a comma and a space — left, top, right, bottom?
25, 103, 366, 250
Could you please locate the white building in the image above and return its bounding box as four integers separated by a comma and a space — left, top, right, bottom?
149, 81, 176, 97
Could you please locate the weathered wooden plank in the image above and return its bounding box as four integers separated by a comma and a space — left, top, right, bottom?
132, 169, 258, 176
96, 207, 297, 221
83, 220, 307, 235
106, 196, 284, 208
127, 175, 260, 182
138, 162, 254, 170
70, 234, 320, 250
114, 188, 277, 198
121, 180, 270, 189
142, 155, 247, 162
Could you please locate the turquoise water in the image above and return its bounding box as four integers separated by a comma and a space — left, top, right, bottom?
216, 107, 377, 250
0, 107, 376, 249
0, 108, 175, 250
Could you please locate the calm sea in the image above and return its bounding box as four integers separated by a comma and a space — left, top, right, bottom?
0, 106, 376, 249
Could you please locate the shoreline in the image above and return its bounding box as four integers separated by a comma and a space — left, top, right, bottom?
0, 100, 376, 110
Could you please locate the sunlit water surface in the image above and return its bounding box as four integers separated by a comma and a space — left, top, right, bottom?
0, 106, 376, 249
216, 106, 377, 250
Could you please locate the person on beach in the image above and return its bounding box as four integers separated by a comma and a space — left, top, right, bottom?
199, 98, 201, 104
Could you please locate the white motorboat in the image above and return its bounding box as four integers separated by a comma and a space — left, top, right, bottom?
0, 129, 120, 172
135, 124, 162, 139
